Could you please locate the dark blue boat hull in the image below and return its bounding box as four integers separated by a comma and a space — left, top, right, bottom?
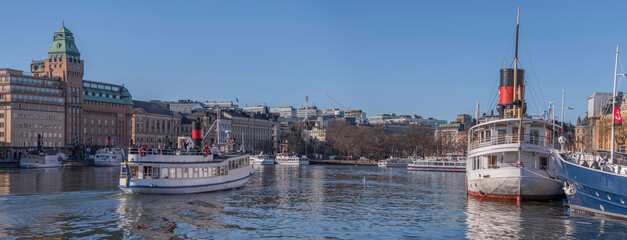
554, 156, 627, 220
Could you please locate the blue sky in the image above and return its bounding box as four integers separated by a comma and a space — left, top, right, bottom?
1, 1, 627, 122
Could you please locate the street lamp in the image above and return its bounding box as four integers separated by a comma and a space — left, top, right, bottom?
561, 89, 575, 132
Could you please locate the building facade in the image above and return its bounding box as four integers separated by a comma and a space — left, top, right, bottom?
132, 100, 182, 147
0, 69, 65, 158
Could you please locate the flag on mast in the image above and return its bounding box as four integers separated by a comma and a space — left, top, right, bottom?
615, 106, 622, 126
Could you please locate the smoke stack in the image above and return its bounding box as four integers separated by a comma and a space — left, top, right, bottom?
192, 119, 203, 148
497, 68, 525, 116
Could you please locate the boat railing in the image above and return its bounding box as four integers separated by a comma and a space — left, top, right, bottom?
128, 147, 206, 156
468, 133, 560, 151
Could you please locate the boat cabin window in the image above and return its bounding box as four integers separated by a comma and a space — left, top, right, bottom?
488, 155, 498, 168
170, 168, 177, 179
120, 166, 127, 177
143, 166, 153, 179
177, 168, 182, 179
193, 168, 199, 178
497, 129, 507, 136
539, 156, 548, 170
162, 167, 169, 178
153, 167, 160, 179
202, 167, 208, 177
182, 168, 189, 178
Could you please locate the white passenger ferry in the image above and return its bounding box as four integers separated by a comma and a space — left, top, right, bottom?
119, 137, 253, 194
275, 154, 309, 165
20, 151, 62, 168
408, 156, 466, 172
378, 157, 413, 168
250, 153, 275, 165
466, 8, 563, 201
94, 147, 125, 167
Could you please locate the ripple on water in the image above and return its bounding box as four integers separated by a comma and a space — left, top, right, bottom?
1, 165, 627, 239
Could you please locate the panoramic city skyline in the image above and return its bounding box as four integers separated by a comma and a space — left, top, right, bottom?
2, 1, 627, 122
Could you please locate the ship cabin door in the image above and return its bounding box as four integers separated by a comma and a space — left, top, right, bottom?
539, 156, 548, 170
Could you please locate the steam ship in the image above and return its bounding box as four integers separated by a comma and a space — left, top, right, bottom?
119, 120, 253, 194
466, 8, 563, 201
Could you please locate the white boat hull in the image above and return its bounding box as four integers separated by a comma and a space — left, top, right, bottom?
120, 170, 253, 194
467, 167, 563, 200
20, 155, 61, 168
252, 160, 275, 165
407, 165, 465, 172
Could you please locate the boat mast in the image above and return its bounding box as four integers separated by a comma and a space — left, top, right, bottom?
513, 7, 524, 150
611, 45, 619, 163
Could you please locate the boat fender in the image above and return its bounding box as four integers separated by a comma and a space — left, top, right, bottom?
139, 147, 148, 157
514, 161, 524, 168
563, 180, 576, 196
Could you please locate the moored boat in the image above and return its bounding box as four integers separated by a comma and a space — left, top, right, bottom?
20, 151, 62, 168
94, 147, 125, 167
466, 8, 563, 201
552, 46, 627, 220
250, 153, 275, 165
408, 156, 466, 172
275, 153, 309, 165
378, 157, 412, 168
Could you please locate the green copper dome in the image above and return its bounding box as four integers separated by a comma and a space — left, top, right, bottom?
48, 26, 80, 60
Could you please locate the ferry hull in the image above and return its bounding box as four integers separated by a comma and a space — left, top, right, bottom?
467, 168, 563, 200
120, 171, 253, 194
554, 156, 627, 220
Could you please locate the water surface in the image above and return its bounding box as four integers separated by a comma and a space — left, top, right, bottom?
1, 165, 626, 239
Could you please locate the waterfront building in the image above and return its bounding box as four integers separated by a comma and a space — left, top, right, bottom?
223, 110, 276, 153
132, 100, 182, 147
270, 106, 296, 118
82, 80, 133, 147
587, 92, 612, 118
29, 26, 134, 149
0, 69, 65, 159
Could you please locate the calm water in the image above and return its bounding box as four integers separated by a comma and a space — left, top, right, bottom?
1, 165, 626, 239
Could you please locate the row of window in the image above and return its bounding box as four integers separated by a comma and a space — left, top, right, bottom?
13, 123, 62, 130
123, 158, 250, 180
14, 113, 62, 121
0, 77, 58, 87
12, 131, 62, 138
84, 91, 121, 99
14, 141, 63, 147
10, 104, 64, 112
12, 94, 63, 103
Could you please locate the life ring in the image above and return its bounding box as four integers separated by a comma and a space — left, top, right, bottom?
139, 147, 147, 157
203, 147, 211, 157
514, 161, 524, 168
226, 138, 234, 144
